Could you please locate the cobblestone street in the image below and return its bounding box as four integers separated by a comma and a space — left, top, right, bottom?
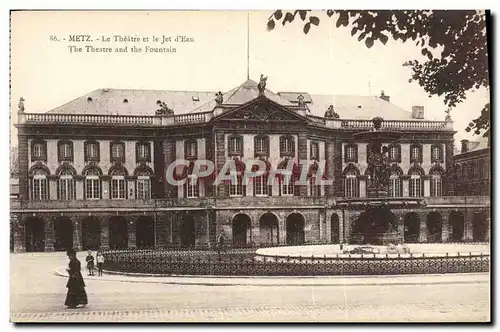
10, 252, 490, 322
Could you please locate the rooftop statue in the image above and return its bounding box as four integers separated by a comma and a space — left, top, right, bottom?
18, 97, 25, 113
324, 105, 339, 119
215, 91, 223, 106
257, 74, 267, 95
156, 102, 174, 116
297, 94, 305, 107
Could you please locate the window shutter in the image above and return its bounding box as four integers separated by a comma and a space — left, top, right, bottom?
265, 136, 270, 155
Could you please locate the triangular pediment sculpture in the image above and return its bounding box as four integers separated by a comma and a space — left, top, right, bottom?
213, 99, 307, 123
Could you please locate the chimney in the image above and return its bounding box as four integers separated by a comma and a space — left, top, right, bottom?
461, 139, 469, 153
379, 90, 390, 102
412, 106, 425, 119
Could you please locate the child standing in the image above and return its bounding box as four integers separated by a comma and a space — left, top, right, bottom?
96, 251, 105, 276
85, 250, 95, 276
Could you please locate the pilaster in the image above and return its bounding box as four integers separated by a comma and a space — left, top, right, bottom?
463, 210, 474, 241
13, 214, 26, 253
127, 220, 136, 248
298, 132, 308, 197
324, 141, 335, 196
441, 214, 450, 242
44, 218, 55, 252
100, 219, 110, 250
278, 218, 286, 245
419, 217, 428, 243
72, 219, 82, 251
163, 138, 177, 198
333, 141, 343, 197
215, 131, 227, 197
18, 132, 29, 201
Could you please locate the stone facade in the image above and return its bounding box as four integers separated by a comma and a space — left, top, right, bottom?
11, 80, 490, 252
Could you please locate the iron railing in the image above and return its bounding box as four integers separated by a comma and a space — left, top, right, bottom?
101, 248, 489, 276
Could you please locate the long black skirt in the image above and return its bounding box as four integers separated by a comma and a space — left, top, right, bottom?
65, 286, 88, 307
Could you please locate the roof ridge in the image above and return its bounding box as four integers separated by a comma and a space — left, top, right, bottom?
99, 88, 218, 94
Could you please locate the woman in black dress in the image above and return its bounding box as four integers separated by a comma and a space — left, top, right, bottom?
64, 248, 88, 309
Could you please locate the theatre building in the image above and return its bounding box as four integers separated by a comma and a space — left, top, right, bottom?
11, 78, 490, 252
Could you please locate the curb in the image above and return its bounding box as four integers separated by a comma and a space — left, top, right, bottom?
53, 267, 489, 287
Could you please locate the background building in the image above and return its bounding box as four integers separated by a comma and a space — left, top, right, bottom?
10, 78, 490, 252
453, 138, 490, 196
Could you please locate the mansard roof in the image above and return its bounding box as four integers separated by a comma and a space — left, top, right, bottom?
46, 78, 419, 121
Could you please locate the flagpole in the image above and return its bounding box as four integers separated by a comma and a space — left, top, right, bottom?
247, 12, 250, 80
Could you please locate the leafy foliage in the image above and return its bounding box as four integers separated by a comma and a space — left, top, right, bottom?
267, 10, 490, 139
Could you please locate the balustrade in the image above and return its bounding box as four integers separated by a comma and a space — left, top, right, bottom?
22, 112, 452, 131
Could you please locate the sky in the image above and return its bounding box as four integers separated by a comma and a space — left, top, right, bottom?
9, 10, 490, 147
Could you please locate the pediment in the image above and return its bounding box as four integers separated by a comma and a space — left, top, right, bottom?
213, 98, 307, 123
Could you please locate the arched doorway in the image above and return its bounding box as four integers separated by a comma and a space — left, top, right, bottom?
449, 211, 464, 242
403, 212, 420, 243
82, 217, 100, 250
109, 216, 128, 250
351, 207, 397, 245
331, 214, 340, 244
24, 217, 45, 252
232, 214, 251, 247
286, 213, 305, 245
473, 212, 489, 242
426, 212, 443, 243
180, 215, 196, 247
136, 216, 155, 248
54, 217, 73, 251
259, 213, 279, 246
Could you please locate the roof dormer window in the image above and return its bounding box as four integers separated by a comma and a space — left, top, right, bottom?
123, 99, 129, 103
87, 97, 93, 102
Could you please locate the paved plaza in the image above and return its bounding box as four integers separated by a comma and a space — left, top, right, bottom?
10, 251, 490, 322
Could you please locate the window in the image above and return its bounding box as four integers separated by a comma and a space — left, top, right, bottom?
31, 140, 47, 162
254, 135, 269, 156
310, 141, 319, 160
111, 169, 127, 199
430, 168, 443, 197
281, 175, 295, 196
254, 175, 269, 196
85, 168, 101, 200
136, 142, 151, 162
57, 141, 73, 162
344, 144, 358, 163
430, 174, 442, 197
344, 172, 359, 198
30, 169, 48, 200
410, 144, 423, 163
229, 176, 244, 197
84, 141, 100, 161
228, 135, 244, 156
184, 140, 198, 160
309, 177, 320, 196
409, 169, 423, 197
58, 169, 75, 200
136, 170, 151, 199
388, 144, 401, 163
186, 175, 199, 198
389, 171, 402, 197
110, 142, 125, 163
279, 136, 295, 157
431, 145, 443, 163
